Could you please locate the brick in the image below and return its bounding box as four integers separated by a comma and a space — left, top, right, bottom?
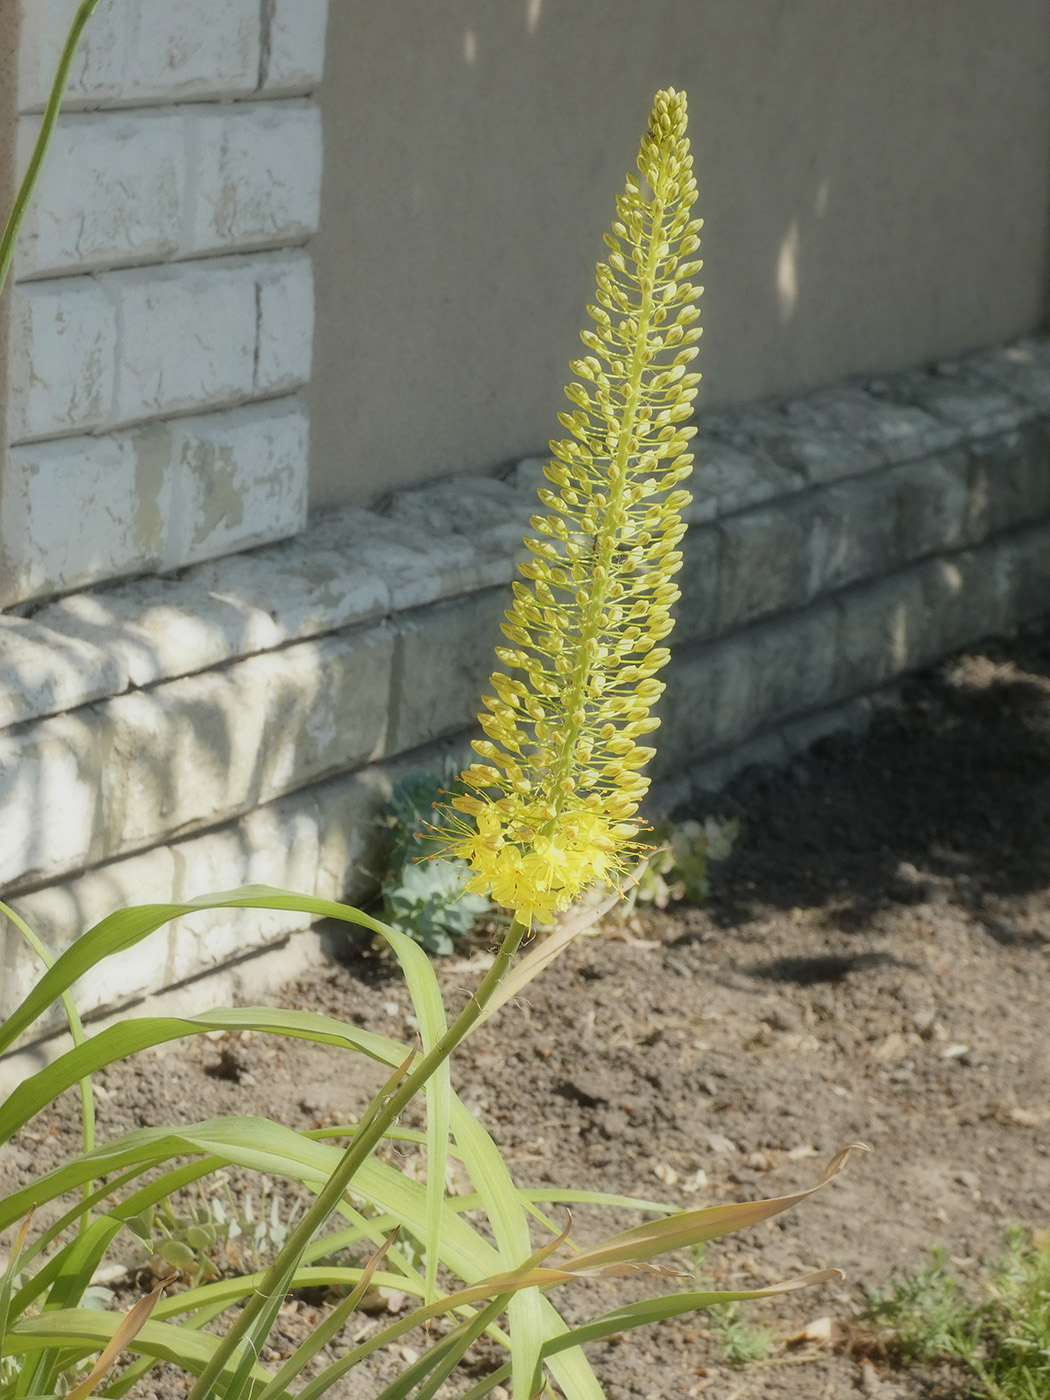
13, 111, 184, 278
964, 423, 1050, 543
674, 525, 720, 646
107, 259, 258, 424
0, 433, 170, 603
124, 0, 261, 101
7, 277, 117, 440
715, 502, 811, 630
263, 0, 329, 91
686, 432, 804, 524
0, 616, 128, 730
17, 0, 127, 111
254, 252, 315, 394
391, 590, 506, 753
833, 569, 934, 698
186, 101, 322, 256
166, 400, 309, 567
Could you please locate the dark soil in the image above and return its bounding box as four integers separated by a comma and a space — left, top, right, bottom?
4, 616, 1050, 1400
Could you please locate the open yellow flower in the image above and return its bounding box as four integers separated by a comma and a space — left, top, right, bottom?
448, 88, 704, 924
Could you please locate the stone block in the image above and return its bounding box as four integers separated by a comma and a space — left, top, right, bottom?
34, 575, 283, 690
807, 473, 897, 597
254, 252, 315, 394
0, 434, 170, 604
186, 101, 322, 255
0, 712, 103, 888
123, 0, 261, 102
685, 433, 804, 524
704, 400, 881, 487
17, 0, 127, 111
95, 626, 395, 860
964, 422, 1050, 543
163, 799, 323, 982
13, 111, 184, 278
833, 569, 934, 698
785, 384, 953, 464
715, 502, 812, 630
921, 551, 1012, 656
107, 259, 258, 424
654, 631, 756, 775
891, 453, 970, 562
0, 625, 395, 890
674, 525, 720, 646
864, 366, 1028, 440
7, 277, 117, 440
996, 523, 1050, 624
307, 507, 512, 610
166, 400, 309, 567
5, 845, 178, 1021
385, 474, 536, 558
939, 340, 1050, 418
263, 0, 329, 91
0, 616, 128, 730
747, 604, 838, 730
685, 730, 792, 797
391, 590, 507, 753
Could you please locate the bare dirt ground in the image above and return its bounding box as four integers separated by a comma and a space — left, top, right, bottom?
4, 614, 1050, 1399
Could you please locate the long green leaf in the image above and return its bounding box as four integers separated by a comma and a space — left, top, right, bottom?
0, 888, 390, 1058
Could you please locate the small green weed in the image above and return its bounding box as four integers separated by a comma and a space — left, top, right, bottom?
620, 816, 738, 918
866, 1228, 1050, 1399
689, 1243, 777, 1366
378, 770, 490, 954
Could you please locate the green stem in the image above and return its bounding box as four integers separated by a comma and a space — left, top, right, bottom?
0, 902, 95, 1228
0, 0, 102, 300
185, 915, 528, 1400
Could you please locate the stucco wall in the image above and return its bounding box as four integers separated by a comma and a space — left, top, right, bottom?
308, 0, 1050, 505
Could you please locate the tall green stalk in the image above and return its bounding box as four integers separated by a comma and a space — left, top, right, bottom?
0, 0, 102, 300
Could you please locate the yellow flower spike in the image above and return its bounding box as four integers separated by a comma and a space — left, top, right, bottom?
448, 88, 702, 926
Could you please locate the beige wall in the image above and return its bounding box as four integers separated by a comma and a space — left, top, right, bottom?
308, 0, 1050, 506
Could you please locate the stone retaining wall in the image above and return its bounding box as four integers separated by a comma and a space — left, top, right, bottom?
2, 335, 1050, 1043
2, 0, 326, 606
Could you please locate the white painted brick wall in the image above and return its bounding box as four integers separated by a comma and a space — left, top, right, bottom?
167, 400, 310, 566
255, 251, 315, 393
1, 434, 170, 600
109, 260, 260, 423
5, 0, 325, 602
263, 0, 330, 92
6, 278, 118, 440
14, 111, 186, 279
186, 101, 322, 255
17, 0, 262, 112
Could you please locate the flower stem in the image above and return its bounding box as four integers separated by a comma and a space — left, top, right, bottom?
0, 0, 102, 300
186, 915, 528, 1400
